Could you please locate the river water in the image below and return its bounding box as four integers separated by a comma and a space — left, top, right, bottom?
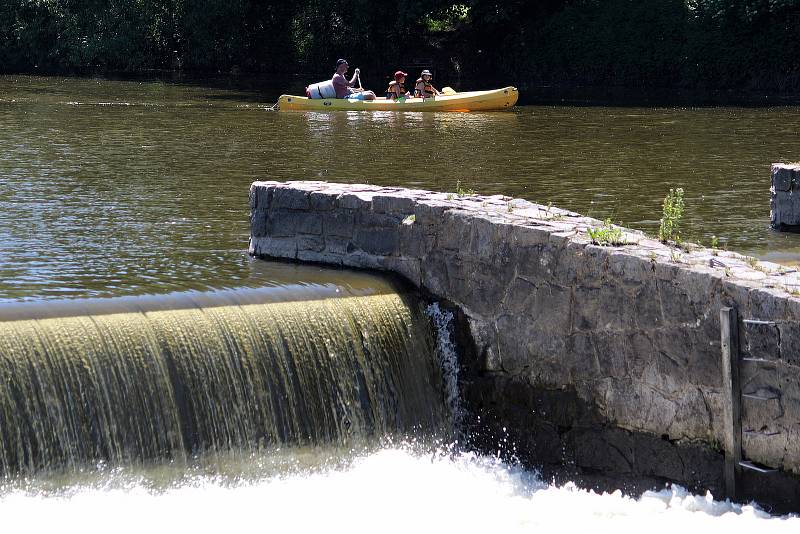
2, 75, 800, 300
2, 75, 800, 525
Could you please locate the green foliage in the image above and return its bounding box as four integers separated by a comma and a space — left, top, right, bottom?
658, 188, 685, 243
2, 0, 800, 95
455, 180, 474, 197
587, 218, 627, 246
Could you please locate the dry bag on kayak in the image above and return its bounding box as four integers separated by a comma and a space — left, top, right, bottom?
306, 80, 336, 99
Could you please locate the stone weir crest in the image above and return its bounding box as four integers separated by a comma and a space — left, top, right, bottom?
250, 180, 800, 509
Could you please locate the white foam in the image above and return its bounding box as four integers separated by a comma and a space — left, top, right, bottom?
1, 447, 796, 533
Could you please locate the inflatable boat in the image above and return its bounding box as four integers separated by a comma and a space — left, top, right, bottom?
275, 86, 519, 112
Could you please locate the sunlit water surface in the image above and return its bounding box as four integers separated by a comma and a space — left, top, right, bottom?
3, 76, 800, 527
2, 75, 800, 300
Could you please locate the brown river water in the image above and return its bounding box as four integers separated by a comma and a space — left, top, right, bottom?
1, 75, 799, 301
4, 76, 800, 527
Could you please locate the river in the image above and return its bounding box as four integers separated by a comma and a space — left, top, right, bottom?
1, 75, 799, 527
2, 75, 800, 300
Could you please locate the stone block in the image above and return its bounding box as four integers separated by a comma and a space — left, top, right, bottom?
398, 224, 427, 258
778, 323, 800, 365
357, 211, 403, 229
309, 191, 336, 211
297, 249, 343, 264
323, 211, 355, 238
608, 250, 652, 287
437, 210, 472, 251
352, 227, 399, 256
772, 164, 797, 192
297, 235, 325, 253
337, 192, 372, 210
386, 257, 422, 287
250, 208, 268, 237
250, 236, 296, 259
372, 195, 415, 214
656, 278, 698, 326
272, 187, 310, 210
741, 321, 780, 361
632, 285, 664, 329
267, 210, 322, 237
323, 236, 349, 255
250, 185, 273, 210
771, 164, 800, 229
511, 225, 551, 247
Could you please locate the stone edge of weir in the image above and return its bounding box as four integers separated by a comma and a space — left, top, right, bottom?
249, 180, 800, 509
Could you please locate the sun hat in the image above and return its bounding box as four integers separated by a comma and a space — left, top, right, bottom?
420, 69, 433, 77
394, 70, 407, 80
336, 59, 349, 67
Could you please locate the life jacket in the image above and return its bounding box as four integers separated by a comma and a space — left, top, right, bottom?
415, 78, 435, 97
385, 81, 405, 100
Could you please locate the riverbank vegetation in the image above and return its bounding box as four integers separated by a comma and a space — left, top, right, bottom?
2, 0, 799, 94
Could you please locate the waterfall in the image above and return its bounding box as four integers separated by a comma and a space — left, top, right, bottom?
426, 303, 463, 430
0, 289, 447, 475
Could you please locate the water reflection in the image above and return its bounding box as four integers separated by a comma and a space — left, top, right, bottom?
2, 75, 800, 300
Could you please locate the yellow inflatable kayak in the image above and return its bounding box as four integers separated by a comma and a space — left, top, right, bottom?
276, 86, 518, 112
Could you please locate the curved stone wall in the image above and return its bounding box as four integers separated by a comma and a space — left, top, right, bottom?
250, 180, 800, 507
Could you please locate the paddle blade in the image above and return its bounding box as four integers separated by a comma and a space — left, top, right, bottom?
442, 86, 457, 95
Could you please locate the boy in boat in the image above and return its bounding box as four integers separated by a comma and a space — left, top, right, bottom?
414, 70, 442, 99
385, 71, 411, 101
332, 59, 376, 101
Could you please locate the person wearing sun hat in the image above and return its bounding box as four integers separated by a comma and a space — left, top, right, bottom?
385, 70, 411, 101
331, 58, 376, 101
414, 69, 441, 99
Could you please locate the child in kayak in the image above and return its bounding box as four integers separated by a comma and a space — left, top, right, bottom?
385, 71, 410, 101
414, 70, 442, 99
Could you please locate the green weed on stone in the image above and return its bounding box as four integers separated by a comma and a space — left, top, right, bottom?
587, 218, 628, 246
659, 188, 685, 243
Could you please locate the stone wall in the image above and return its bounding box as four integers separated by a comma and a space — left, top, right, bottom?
771, 163, 800, 230
250, 180, 800, 507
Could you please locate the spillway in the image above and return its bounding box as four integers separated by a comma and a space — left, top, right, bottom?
0, 286, 447, 475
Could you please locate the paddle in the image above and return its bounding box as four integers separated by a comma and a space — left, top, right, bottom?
442, 86, 457, 95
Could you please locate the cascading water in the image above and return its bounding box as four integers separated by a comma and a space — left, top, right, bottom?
0, 287, 447, 475
0, 284, 797, 530
426, 303, 463, 430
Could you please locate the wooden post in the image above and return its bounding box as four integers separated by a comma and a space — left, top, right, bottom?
720, 307, 741, 500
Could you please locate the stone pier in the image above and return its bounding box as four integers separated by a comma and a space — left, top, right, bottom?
771, 163, 800, 230
250, 180, 800, 510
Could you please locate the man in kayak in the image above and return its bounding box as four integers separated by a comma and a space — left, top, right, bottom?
333, 59, 376, 101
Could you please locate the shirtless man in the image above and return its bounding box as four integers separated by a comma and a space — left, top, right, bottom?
332, 59, 376, 101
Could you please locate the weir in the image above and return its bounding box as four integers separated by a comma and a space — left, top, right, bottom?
250, 180, 800, 510
0, 285, 447, 475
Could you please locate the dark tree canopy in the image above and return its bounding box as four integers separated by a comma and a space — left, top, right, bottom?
2, 0, 799, 93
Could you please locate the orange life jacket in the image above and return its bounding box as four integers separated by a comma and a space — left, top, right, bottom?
385, 81, 405, 100
415, 78, 435, 97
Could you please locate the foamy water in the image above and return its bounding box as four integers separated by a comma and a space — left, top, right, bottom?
1, 447, 796, 533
